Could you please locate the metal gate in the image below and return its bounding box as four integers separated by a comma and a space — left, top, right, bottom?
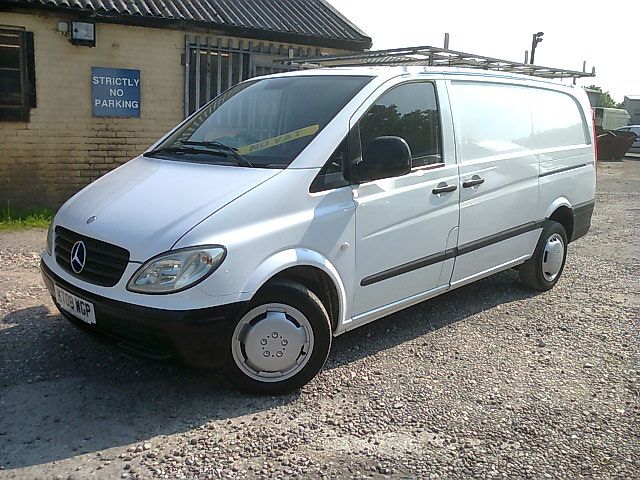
183, 35, 317, 117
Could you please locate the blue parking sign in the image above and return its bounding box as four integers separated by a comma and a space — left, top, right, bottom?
91, 67, 140, 117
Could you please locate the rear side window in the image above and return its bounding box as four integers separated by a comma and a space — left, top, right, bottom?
530, 89, 589, 148
450, 82, 534, 161
359, 82, 442, 167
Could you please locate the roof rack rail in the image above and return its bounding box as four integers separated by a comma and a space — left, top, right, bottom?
276, 44, 595, 81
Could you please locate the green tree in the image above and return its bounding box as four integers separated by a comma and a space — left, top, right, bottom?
586, 85, 623, 109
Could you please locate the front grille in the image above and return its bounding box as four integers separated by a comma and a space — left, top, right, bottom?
55, 226, 130, 287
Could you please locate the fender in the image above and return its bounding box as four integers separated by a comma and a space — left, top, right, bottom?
241, 248, 348, 330
544, 197, 572, 219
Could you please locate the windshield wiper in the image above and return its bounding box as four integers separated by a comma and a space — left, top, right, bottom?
184, 140, 236, 150
183, 141, 254, 168
144, 142, 254, 168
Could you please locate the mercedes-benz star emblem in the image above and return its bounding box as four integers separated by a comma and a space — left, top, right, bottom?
86, 215, 97, 224
70, 241, 87, 274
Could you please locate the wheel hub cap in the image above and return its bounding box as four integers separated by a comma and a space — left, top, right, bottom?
232, 304, 313, 382
542, 233, 564, 281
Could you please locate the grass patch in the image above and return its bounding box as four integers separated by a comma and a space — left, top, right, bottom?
0, 210, 53, 231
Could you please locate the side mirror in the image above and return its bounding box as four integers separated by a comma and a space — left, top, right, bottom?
355, 136, 412, 182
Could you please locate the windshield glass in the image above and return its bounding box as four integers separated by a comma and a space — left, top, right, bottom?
148, 75, 373, 168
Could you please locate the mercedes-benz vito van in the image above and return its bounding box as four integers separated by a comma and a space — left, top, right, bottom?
41, 67, 596, 393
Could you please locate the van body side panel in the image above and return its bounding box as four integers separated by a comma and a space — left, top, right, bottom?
538, 145, 595, 221
534, 87, 596, 240
174, 168, 357, 316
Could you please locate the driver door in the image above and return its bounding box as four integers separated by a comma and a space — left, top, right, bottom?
350, 80, 460, 317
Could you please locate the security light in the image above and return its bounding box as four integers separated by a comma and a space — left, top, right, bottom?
70, 21, 95, 47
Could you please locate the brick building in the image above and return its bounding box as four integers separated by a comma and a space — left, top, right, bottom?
0, 0, 370, 212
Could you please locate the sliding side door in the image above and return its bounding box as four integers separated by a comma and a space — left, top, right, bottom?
448, 80, 541, 287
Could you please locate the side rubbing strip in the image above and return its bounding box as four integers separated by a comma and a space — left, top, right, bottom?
539, 163, 587, 178
360, 220, 545, 286
360, 249, 456, 286
456, 220, 545, 256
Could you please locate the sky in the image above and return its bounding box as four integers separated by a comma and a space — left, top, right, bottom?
328, 0, 639, 102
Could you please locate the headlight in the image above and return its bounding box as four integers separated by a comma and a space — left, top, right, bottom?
46, 221, 54, 256
127, 246, 226, 294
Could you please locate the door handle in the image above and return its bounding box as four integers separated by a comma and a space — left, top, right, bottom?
432, 183, 457, 195
462, 175, 485, 188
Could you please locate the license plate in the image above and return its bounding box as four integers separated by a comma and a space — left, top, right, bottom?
54, 285, 96, 325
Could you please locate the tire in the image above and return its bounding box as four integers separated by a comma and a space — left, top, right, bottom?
222, 280, 332, 394
519, 220, 568, 291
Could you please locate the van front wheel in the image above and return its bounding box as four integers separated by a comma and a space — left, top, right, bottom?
223, 280, 332, 394
519, 220, 568, 291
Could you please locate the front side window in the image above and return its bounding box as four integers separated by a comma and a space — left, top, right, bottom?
150, 75, 372, 168
309, 138, 349, 192
0, 28, 36, 121
359, 82, 442, 168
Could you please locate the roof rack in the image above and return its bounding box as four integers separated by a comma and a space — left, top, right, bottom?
276, 44, 595, 81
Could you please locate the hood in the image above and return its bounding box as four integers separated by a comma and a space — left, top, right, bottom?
56, 156, 280, 261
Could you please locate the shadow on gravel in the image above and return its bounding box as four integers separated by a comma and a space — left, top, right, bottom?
327, 268, 537, 369
0, 306, 298, 470
0, 269, 536, 469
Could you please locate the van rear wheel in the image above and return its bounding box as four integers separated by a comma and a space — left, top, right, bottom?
519, 220, 568, 291
222, 280, 331, 394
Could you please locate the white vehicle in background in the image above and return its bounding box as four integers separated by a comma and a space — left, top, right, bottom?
594, 107, 630, 131
41, 67, 596, 394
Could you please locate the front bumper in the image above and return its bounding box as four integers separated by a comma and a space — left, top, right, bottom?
41, 261, 246, 367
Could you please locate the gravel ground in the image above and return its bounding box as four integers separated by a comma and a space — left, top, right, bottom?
1, 159, 638, 479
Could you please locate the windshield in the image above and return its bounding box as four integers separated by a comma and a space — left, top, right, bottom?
147, 75, 373, 168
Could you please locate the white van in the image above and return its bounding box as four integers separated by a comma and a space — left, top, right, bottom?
41, 67, 596, 393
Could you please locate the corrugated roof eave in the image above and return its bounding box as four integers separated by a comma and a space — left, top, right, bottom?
1, 0, 371, 49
